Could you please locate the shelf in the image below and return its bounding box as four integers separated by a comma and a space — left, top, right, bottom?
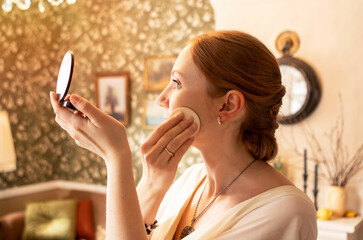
317, 217, 363, 240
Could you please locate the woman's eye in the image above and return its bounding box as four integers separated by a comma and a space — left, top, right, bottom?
172, 79, 181, 89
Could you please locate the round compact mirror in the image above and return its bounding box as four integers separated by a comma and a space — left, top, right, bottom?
56, 51, 77, 111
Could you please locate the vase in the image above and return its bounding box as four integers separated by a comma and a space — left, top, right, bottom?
326, 185, 347, 218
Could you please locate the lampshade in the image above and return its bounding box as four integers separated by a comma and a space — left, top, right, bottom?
0, 111, 16, 172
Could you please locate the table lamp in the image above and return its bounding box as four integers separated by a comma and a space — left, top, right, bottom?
0, 110, 16, 172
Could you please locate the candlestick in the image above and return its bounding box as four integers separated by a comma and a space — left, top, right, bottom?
304, 149, 307, 174
313, 164, 319, 210
314, 164, 318, 190
303, 149, 308, 193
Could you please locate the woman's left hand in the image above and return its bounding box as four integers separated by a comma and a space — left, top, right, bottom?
50, 92, 131, 164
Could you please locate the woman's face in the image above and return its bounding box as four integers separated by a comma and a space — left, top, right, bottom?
156, 44, 217, 137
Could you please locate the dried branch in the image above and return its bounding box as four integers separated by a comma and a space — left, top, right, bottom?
293, 95, 363, 187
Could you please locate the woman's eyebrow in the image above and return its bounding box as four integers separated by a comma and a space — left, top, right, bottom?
171, 70, 184, 79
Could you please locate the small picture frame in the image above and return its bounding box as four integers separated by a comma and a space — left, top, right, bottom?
144, 56, 177, 92
142, 99, 165, 129
94, 72, 130, 126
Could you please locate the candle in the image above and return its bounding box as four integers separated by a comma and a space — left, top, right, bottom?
303, 149, 308, 193
313, 163, 319, 210
304, 149, 307, 175
314, 164, 318, 190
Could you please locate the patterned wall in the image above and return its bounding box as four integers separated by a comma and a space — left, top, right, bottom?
0, 0, 214, 189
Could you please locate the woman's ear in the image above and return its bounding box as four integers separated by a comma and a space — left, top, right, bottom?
218, 90, 245, 123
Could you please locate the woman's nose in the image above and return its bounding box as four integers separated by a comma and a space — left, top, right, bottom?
156, 88, 169, 109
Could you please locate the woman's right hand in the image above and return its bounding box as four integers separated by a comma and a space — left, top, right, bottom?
137, 111, 198, 223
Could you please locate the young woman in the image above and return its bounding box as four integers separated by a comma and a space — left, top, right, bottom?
50, 31, 317, 239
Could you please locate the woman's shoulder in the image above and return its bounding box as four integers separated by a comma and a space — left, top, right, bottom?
241, 185, 315, 212
187, 185, 317, 240
217, 186, 317, 239
256, 185, 316, 213
225, 185, 317, 229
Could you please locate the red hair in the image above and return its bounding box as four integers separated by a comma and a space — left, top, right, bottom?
189, 31, 285, 161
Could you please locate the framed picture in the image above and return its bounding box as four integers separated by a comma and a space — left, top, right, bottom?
94, 72, 130, 126
144, 56, 177, 92
142, 99, 165, 129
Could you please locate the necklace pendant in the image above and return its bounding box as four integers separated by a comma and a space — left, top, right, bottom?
180, 225, 195, 239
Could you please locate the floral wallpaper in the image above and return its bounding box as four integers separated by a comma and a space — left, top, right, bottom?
0, 0, 214, 189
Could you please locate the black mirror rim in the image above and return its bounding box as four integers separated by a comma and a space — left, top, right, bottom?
278, 56, 321, 125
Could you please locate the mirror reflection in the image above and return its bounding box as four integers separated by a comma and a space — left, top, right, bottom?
279, 64, 308, 116
56, 51, 74, 102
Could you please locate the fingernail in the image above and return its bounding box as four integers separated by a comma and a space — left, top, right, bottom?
50, 91, 56, 100
190, 123, 197, 130
185, 116, 193, 124
175, 111, 184, 119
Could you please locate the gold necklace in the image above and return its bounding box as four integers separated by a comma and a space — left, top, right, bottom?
180, 159, 256, 239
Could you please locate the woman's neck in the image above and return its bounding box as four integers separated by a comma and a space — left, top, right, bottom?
196, 136, 255, 199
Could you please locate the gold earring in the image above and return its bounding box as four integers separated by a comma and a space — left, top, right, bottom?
217, 116, 222, 125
